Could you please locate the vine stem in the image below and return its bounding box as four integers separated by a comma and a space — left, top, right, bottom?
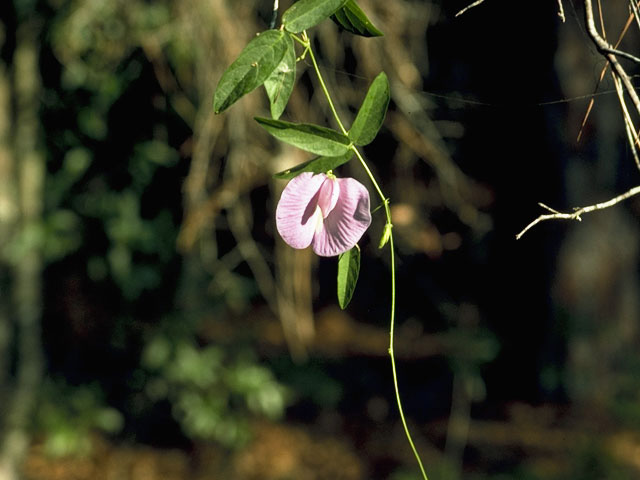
297, 33, 347, 134
297, 33, 429, 480
387, 232, 429, 480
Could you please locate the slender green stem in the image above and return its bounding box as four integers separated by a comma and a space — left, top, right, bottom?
298, 32, 429, 480
354, 147, 429, 480
388, 233, 429, 480
295, 34, 347, 134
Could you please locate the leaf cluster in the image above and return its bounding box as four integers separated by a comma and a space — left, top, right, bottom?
213, 1, 389, 183
141, 335, 288, 447
213, 0, 389, 309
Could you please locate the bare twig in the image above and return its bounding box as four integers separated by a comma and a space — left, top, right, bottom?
577, 8, 637, 141
520, 0, 640, 238
516, 186, 640, 239
612, 74, 640, 170
269, 0, 279, 29
455, 0, 485, 17
584, 0, 640, 116
557, 0, 566, 22
597, 45, 640, 65
623, 116, 640, 170
631, 0, 640, 32
456, 0, 565, 21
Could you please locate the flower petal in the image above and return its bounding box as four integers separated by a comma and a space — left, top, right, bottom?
317, 177, 340, 218
312, 177, 371, 256
276, 172, 326, 250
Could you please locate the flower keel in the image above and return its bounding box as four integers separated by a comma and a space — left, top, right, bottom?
276, 172, 371, 256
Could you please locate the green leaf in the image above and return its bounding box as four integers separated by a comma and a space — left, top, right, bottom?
274, 151, 354, 179
337, 245, 360, 309
331, 0, 383, 37
283, 0, 348, 33
348, 72, 390, 146
264, 34, 296, 119
214, 30, 289, 114
255, 117, 351, 156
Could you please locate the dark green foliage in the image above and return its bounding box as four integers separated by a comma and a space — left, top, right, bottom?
30, 0, 287, 452
255, 116, 352, 156
140, 332, 288, 447
264, 33, 296, 119
349, 72, 390, 146
282, 0, 349, 33
337, 245, 360, 309
331, 0, 383, 37
36, 380, 124, 457
214, 30, 289, 114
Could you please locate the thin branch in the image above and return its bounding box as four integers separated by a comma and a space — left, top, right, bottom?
612, 74, 640, 170
558, 0, 566, 22
631, 0, 640, 32
577, 8, 638, 141
516, 186, 640, 239
269, 0, 279, 29
623, 115, 640, 170
520, 2, 640, 238
455, 0, 565, 21
597, 0, 606, 38
598, 45, 640, 65
538, 203, 561, 214
455, 0, 485, 17
584, 0, 640, 117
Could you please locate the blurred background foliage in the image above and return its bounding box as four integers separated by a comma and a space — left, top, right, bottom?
1, 0, 640, 479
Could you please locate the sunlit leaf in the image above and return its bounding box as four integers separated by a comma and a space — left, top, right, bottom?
331, 0, 383, 37
264, 34, 296, 119
255, 117, 351, 156
348, 72, 390, 146
214, 30, 289, 114
274, 151, 354, 179
337, 245, 360, 309
283, 0, 349, 33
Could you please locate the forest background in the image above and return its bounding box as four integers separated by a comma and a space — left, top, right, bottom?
1, 0, 640, 479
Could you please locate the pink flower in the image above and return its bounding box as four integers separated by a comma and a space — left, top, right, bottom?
276, 172, 372, 257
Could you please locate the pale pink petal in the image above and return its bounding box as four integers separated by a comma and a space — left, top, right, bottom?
276, 173, 326, 250
316, 177, 340, 218
312, 177, 371, 257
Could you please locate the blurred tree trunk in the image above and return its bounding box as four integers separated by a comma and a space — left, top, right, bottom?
0, 17, 44, 480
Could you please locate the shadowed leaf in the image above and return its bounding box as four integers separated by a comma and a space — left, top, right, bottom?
214, 30, 289, 114
255, 117, 351, 156
337, 245, 360, 309
348, 72, 390, 146
264, 34, 296, 119
283, 0, 349, 33
331, 0, 383, 37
